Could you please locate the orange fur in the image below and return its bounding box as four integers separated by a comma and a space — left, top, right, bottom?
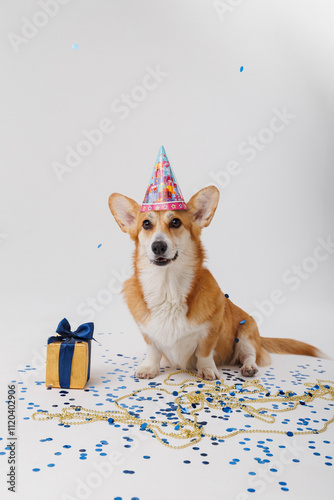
261, 337, 320, 357
108, 187, 320, 379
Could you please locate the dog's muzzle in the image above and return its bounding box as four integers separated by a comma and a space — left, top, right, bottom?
150, 239, 178, 266
151, 251, 179, 266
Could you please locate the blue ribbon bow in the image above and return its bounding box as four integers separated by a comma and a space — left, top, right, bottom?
48, 318, 95, 389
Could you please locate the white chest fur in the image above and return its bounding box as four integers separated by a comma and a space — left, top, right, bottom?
138, 260, 208, 369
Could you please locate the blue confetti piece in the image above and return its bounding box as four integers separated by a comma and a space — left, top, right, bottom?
286, 431, 294, 437
72, 43, 78, 50
235, 338, 239, 343
97, 244, 102, 248
225, 293, 229, 298
140, 423, 147, 430
240, 320, 246, 325
240, 66, 244, 72
108, 418, 114, 424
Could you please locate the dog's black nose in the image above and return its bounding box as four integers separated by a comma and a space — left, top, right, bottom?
152, 240, 167, 256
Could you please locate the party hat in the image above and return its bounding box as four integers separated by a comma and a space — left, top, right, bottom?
140, 146, 188, 212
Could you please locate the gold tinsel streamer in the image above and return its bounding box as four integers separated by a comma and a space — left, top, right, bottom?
32, 371, 334, 450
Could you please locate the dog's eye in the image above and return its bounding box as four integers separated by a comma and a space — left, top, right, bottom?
142, 220, 152, 230
170, 218, 182, 228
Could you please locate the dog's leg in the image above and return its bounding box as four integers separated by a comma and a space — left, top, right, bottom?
135, 340, 162, 379
195, 336, 220, 380
236, 336, 258, 377
196, 352, 220, 380
234, 317, 272, 376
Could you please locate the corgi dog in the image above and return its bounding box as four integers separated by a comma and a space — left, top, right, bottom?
108, 186, 320, 380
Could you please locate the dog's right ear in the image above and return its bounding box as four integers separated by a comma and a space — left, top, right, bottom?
108, 193, 140, 234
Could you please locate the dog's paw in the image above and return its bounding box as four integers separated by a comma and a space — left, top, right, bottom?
240, 363, 258, 377
135, 364, 160, 379
197, 367, 220, 381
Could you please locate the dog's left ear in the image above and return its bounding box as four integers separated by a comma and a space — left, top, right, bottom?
187, 186, 220, 228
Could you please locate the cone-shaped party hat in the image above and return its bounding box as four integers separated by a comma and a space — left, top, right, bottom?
140, 146, 188, 212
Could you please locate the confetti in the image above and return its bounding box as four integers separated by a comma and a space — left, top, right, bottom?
11, 329, 334, 496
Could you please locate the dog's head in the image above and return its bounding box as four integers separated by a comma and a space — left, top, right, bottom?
108, 186, 219, 269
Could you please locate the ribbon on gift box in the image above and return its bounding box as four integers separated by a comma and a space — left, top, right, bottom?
47, 318, 95, 389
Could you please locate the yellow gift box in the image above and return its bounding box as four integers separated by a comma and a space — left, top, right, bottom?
46, 340, 91, 389
45, 318, 94, 389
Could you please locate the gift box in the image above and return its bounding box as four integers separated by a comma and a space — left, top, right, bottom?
46, 318, 95, 389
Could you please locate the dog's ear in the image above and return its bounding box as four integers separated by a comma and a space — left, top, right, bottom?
108, 193, 140, 234
187, 186, 220, 228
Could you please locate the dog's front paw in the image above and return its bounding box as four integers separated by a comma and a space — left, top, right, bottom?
197, 367, 220, 381
240, 363, 258, 377
135, 363, 160, 379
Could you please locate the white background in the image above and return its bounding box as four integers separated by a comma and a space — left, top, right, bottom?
0, 1, 334, 499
